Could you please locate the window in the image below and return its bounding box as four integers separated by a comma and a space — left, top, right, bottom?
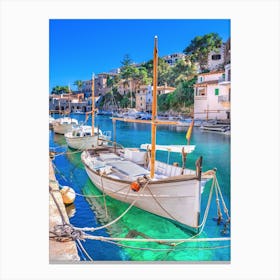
215, 88, 219, 95
197, 88, 206, 96
212, 54, 221, 60
200, 76, 203, 82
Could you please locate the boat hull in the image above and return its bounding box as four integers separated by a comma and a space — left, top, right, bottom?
83, 162, 201, 230
65, 135, 100, 150
53, 123, 74, 134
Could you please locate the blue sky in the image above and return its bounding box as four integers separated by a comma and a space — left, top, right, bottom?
49, 19, 230, 92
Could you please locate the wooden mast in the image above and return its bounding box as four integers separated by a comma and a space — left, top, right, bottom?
91, 73, 95, 136
150, 36, 158, 179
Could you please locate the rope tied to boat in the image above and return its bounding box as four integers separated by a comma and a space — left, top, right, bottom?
74, 177, 151, 232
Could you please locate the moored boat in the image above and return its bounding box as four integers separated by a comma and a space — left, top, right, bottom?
81, 146, 204, 230
65, 125, 111, 150
53, 117, 78, 134
200, 124, 230, 133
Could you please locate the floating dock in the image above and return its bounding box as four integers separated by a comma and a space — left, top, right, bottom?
49, 159, 80, 263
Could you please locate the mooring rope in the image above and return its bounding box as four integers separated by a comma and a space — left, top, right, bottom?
82, 234, 230, 243
215, 177, 230, 221
76, 239, 94, 261
97, 238, 230, 252
74, 179, 151, 232
50, 178, 131, 199
53, 149, 83, 158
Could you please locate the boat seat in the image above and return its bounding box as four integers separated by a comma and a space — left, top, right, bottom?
99, 153, 120, 162
109, 160, 149, 178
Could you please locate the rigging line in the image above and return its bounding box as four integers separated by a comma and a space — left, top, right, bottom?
76, 239, 94, 261
74, 179, 151, 232
100, 239, 230, 252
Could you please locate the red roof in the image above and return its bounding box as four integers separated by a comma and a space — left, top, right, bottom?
194, 80, 219, 87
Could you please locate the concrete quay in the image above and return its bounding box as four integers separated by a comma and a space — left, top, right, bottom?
49, 159, 80, 263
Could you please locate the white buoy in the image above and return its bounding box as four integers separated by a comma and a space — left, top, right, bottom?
60, 186, 76, 205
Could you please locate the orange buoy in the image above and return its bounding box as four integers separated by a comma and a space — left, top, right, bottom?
130, 181, 140, 192
60, 186, 76, 205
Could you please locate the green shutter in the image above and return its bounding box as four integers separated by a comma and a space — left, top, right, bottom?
215, 88, 219, 95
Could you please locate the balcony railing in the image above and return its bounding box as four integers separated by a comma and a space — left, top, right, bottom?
218, 95, 230, 102
218, 76, 231, 83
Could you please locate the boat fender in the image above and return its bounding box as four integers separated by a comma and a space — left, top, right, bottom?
130, 181, 140, 192
60, 186, 76, 205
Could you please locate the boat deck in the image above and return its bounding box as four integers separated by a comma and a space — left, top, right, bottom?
85, 148, 196, 181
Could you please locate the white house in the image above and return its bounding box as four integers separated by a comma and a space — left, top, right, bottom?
207, 44, 225, 71
193, 69, 230, 120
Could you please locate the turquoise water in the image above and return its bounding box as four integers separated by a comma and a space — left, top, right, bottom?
50, 114, 230, 261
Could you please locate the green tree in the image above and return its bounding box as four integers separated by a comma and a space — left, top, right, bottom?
131, 66, 151, 94
120, 96, 130, 108
51, 85, 70, 94
158, 78, 196, 112
143, 57, 170, 86
183, 33, 222, 71
73, 80, 83, 92
120, 54, 135, 82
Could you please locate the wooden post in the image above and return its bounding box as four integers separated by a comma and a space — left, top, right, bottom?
113, 118, 116, 153
150, 36, 158, 179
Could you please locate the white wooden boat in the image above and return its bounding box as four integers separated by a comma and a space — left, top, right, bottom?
81, 37, 209, 231
53, 117, 78, 135
81, 147, 203, 230
200, 124, 230, 133
65, 125, 111, 150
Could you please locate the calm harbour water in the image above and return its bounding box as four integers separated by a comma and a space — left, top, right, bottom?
50, 114, 231, 262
